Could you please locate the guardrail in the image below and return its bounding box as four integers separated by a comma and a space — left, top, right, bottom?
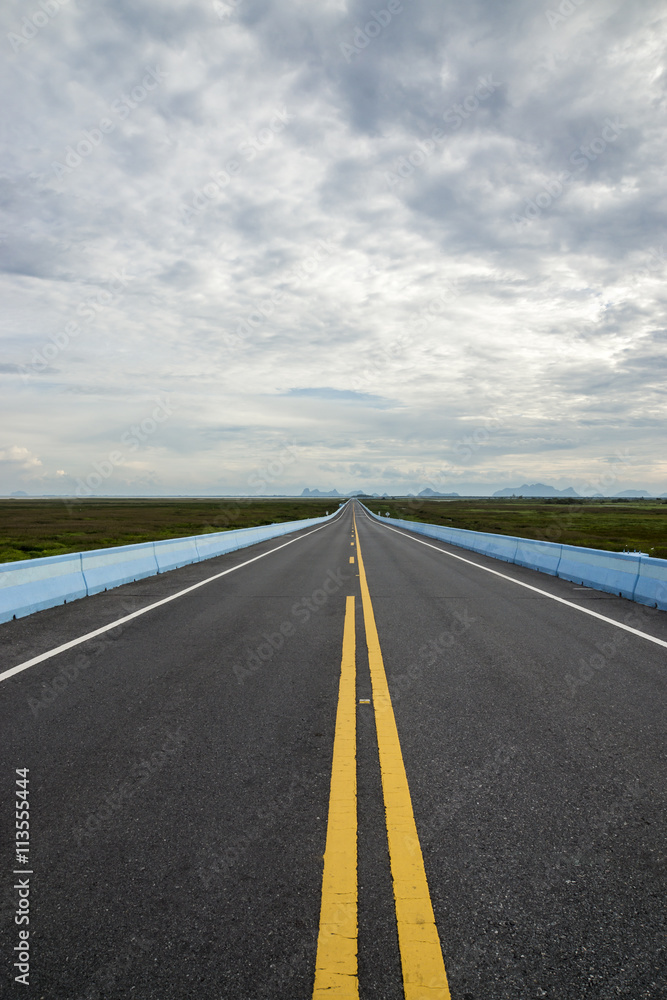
0, 507, 346, 625
362, 506, 667, 611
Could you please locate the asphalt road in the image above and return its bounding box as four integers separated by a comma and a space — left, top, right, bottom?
0, 500, 665, 999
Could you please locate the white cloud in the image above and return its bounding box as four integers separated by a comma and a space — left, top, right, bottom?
0, 446, 42, 469
0, 0, 665, 495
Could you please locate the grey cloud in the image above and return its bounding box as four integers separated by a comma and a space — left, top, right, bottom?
1, 0, 665, 495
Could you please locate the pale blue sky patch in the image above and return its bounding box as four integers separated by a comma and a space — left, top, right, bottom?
282, 387, 395, 408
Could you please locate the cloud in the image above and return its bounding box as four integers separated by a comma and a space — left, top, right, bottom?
0, 446, 42, 469
0, 0, 665, 495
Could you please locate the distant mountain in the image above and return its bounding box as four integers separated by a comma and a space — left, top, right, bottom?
612, 489, 651, 498
418, 488, 460, 498
492, 483, 581, 498
10, 490, 29, 498
301, 488, 342, 497
301, 487, 387, 498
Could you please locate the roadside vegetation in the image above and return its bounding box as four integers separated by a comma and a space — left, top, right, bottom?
0, 498, 339, 563
363, 498, 667, 559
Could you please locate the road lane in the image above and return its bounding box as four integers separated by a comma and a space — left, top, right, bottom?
1, 506, 359, 998
354, 504, 665, 1000
0, 513, 349, 684
0, 499, 664, 999
356, 512, 451, 999
361, 513, 667, 650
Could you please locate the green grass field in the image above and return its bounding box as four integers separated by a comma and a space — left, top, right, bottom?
0, 498, 339, 564
2, 497, 666, 565
363, 498, 667, 559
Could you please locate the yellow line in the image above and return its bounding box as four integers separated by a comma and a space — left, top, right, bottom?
312, 595, 359, 1000
350, 556, 355, 564
353, 510, 451, 1000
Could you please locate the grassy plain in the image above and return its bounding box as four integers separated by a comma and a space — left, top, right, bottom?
363, 498, 667, 559
2, 497, 666, 564
0, 498, 338, 563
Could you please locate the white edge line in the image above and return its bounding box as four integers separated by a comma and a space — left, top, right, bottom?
0, 507, 349, 685
357, 505, 667, 650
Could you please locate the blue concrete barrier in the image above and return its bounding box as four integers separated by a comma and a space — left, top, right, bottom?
514, 538, 562, 576
362, 506, 666, 612
0, 508, 343, 625
477, 533, 520, 563
0, 552, 87, 623
194, 531, 239, 560
626, 555, 667, 610
153, 537, 201, 573
81, 543, 159, 596
373, 517, 516, 561
193, 525, 264, 560
556, 545, 641, 600
443, 528, 480, 552
195, 524, 274, 560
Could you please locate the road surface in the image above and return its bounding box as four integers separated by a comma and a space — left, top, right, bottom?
1, 501, 665, 998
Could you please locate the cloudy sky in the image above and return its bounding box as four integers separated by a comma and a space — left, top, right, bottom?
2, 0, 666, 497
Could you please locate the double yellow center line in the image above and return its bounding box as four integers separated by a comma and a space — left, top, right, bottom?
312, 594, 359, 998
313, 511, 451, 999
